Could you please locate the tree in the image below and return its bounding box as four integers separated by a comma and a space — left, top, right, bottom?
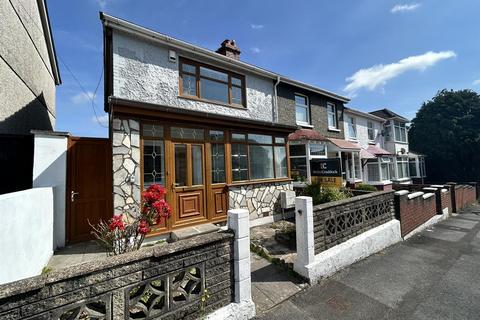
409, 89, 480, 182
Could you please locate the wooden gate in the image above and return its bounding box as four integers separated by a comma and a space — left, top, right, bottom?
66, 137, 112, 244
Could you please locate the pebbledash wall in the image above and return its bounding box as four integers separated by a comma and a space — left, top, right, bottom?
112, 117, 141, 215
112, 31, 275, 122
0, 232, 235, 320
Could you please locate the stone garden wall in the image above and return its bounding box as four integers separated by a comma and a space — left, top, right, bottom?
0, 232, 234, 320
112, 117, 141, 215
229, 181, 293, 220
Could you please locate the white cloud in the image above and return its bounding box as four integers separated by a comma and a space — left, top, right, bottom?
473, 79, 480, 86
250, 24, 264, 30
344, 51, 456, 94
92, 114, 109, 126
71, 91, 95, 104
97, 0, 107, 9
250, 47, 261, 54
391, 3, 421, 13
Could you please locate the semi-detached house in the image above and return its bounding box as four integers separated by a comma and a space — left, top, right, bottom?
101, 13, 353, 234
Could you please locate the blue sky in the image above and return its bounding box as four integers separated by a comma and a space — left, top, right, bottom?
48, 0, 480, 137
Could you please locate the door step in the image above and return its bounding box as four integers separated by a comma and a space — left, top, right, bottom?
170, 223, 221, 242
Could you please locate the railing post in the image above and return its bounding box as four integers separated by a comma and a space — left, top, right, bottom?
294, 196, 314, 279
227, 209, 252, 303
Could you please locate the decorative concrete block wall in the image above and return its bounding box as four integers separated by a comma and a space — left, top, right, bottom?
312, 191, 395, 254
229, 182, 293, 220
112, 117, 141, 215
0, 232, 235, 320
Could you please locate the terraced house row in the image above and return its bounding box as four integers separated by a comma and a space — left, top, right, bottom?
99, 13, 426, 234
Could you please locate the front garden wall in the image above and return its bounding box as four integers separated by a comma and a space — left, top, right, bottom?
312, 191, 395, 254
0, 232, 234, 320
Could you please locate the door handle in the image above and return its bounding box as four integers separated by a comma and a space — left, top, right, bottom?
71, 191, 80, 202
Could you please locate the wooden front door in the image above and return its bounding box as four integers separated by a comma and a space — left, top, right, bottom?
67, 137, 112, 244
171, 143, 208, 228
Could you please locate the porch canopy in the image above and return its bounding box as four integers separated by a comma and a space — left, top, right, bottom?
326, 137, 361, 152
288, 128, 328, 142
360, 145, 393, 159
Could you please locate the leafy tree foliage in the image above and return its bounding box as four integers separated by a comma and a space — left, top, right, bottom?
409, 89, 480, 182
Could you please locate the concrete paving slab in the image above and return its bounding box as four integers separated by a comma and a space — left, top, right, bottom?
337, 245, 445, 308
422, 227, 467, 242
288, 280, 392, 320
255, 300, 315, 320
437, 218, 478, 230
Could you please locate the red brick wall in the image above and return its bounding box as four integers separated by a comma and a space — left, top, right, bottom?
440, 190, 451, 214
396, 193, 437, 237
455, 185, 476, 211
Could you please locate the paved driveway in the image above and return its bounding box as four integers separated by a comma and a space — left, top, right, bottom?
256, 204, 480, 320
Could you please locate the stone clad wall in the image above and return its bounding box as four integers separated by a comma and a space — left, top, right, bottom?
229, 182, 293, 220
312, 191, 395, 254
112, 117, 141, 215
0, 232, 234, 320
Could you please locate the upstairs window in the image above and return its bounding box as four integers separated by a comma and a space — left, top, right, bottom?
179, 58, 245, 107
367, 121, 375, 141
393, 120, 407, 143
295, 94, 310, 125
327, 103, 337, 129
347, 116, 357, 140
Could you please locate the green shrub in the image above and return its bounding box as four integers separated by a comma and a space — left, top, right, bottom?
355, 184, 377, 192
304, 183, 351, 205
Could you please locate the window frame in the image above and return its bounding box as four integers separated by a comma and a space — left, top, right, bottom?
327, 103, 338, 130
294, 93, 310, 126
393, 120, 407, 143
231, 132, 289, 182
179, 57, 247, 108
367, 121, 375, 142
346, 116, 357, 140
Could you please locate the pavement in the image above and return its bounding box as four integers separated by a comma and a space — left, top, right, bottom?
255, 203, 480, 320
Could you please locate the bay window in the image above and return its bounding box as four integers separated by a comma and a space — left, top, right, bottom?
366, 158, 391, 182
179, 58, 245, 107
394, 120, 407, 142
295, 94, 310, 125
409, 157, 418, 177
396, 157, 409, 179
231, 133, 288, 181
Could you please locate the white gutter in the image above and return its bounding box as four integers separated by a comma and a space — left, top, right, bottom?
100, 13, 350, 103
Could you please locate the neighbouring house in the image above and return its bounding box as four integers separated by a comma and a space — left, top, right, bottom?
343, 107, 394, 190
277, 82, 356, 187
0, 0, 61, 195
0, 0, 61, 134
370, 108, 426, 184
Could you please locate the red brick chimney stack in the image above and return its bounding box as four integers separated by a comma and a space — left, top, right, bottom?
216, 39, 241, 60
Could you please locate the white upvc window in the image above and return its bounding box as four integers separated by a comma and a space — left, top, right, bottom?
396, 156, 410, 179
327, 103, 337, 129
347, 116, 357, 140
295, 94, 310, 126
393, 120, 407, 143
366, 157, 391, 182
367, 121, 375, 142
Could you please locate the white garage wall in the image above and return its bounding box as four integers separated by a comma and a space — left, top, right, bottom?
0, 187, 54, 285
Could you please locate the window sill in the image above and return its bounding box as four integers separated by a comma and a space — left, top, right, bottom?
297, 123, 313, 128
227, 178, 292, 187
368, 141, 376, 145
178, 95, 247, 110
328, 128, 340, 132
392, 177, 411, 182
348, 138, 358, 142
367, 180, 392, 186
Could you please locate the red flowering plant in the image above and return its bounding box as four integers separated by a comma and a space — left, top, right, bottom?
91, 184, 171, 255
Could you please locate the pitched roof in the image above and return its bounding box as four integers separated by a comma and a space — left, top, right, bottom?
100, 12, 349, 103
344, 107, 386, 122
369, 108, 409, 122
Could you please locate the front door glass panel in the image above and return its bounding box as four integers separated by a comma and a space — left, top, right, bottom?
191, 145, 204, 185
175, 144, 187, 187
